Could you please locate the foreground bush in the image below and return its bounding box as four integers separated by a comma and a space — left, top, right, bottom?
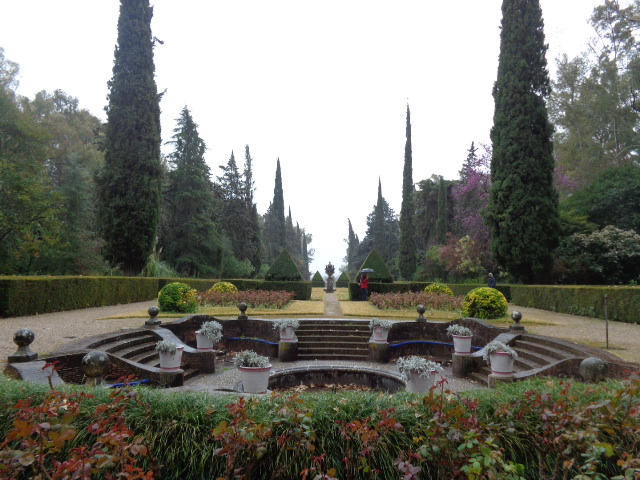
198, 289, 295, 309
157, 282, 198, 313
369, 291, 463, 311
1, 375, 638, 479
463, 286, 508, 319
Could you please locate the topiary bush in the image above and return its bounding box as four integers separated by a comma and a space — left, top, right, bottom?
158, 282, 198, 313
209, 281, 238, 293
336, 271, 349, 288
264, 250, 304, 281
463, 287, 508, 319
358, 249, 393, 283
424, 282, 454, 296
311, 271, 325, 287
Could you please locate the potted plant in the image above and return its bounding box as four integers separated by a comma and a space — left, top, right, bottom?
396, 356, 444, 393
196, 320, 223, 351
273, 319, 300, 342
232, 350, 272, 394
155, 340, 184, 371
369, 318, 394, 344
482, 340, 518, 377
446, 324, 474, 356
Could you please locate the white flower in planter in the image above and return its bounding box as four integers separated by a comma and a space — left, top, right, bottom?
155, 340, 178, 354
272, 319, 300, 330
446, 324, 473, 337
232, 350, 270, 368
198, 320, 223, 342
369, 318, 394, 330
396, 356, 444, 381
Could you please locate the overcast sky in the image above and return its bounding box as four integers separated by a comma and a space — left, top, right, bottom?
1, 0, 606, 276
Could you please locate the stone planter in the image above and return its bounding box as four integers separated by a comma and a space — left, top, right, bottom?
158, 346, 184, 371
370, 327, 390, 344
196, 331, 215, 352
405, 370, 437, 393
489, 352, 515, 377
280, 326, 296, 342
452, 335, 473, 356
239, 365, 272, 394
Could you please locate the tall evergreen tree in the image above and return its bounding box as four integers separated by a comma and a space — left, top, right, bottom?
262, 158, 287, 263
372, 178, 386, 259
97, 0, 162, 275
398, 104, 417, 279
242, 145, 262, 276
485, 0, 559, 282
345, 218, 359, 279
161, 106, 223, 277
435, 176, 448, 244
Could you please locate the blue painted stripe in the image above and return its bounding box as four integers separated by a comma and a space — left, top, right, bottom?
228, 337, 279, 346
389, 340, 481, 351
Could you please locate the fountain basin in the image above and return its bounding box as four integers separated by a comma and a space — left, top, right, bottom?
268, 365, 405, 392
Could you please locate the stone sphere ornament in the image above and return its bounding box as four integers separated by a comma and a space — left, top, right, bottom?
145, 305, 161, 325
580, 357, 608, 383
13, 328, 35, 347
416, 304, 426, 322
238, 301, 248, 320
81, 351, 110, 378
511, 311, 522, 324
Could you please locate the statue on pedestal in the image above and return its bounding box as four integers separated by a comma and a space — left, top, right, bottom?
325, 262, 335, 292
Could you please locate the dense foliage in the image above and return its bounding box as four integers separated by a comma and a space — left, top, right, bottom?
157, 282, 198, 313
2, 376, 638, 479
485, 0, 559, 283
463, 287, 508, 319
97, 0, 162, 276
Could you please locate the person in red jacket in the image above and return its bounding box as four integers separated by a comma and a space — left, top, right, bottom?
359, 273, 369, 301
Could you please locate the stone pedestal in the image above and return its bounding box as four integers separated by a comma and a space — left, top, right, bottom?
509, 324, 527, 333
9, 329, 38, 363
145, 306, 161, 326
278, 341, 298, 362
451, 353, 475, 378
368, 342, 389, 363
198, 350, 217, 373
487, 373, 516, 389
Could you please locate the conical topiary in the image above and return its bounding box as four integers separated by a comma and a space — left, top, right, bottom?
336, 271, 349, 288
311, 271, 325, 287
264, 249, 304, 281
358, 250, 393, 283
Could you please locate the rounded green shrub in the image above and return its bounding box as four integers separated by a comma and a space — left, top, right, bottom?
463, 287, 508, 319
209, 281, 238, 293
424, 283, 453, 296
158, 282, 198, 313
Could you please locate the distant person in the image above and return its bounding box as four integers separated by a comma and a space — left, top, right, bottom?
487, 272, 497, 288
359, 272, 369, 301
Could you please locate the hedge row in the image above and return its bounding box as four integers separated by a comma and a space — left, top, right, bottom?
348, 282, 511, 302
510, 285, 640, 324
0, 277, 311, 317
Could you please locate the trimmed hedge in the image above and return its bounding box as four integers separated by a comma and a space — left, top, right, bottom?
336, 271, 349, 288
357, 250, 393, 283
264, 250, 304, 281
510, 285, 640, 324
0, 276, 160, 317
311, 271, 325, 287
219, 279, 312, 301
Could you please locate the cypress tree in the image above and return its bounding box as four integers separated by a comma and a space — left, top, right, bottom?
243, 145, 262, 276
485, 0, 559, 283
97, 0, 162, 276
372, 178, 386, 259
262, 158, 287, 264
435, 176, 448, 244
346, 219, 359, 279
161, 106, 223, 277
398, 104, 417, 279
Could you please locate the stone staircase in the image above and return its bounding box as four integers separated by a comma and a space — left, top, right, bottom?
84, 329, 201, 382
295, 320, 370, 361
468, 334, 584, 386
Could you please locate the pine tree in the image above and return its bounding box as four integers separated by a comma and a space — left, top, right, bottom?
485, 0, 559, 282
161, 106, 223, 277
262, 158, 287, 264
398, 104, 417, 279
97, 0, 162, 276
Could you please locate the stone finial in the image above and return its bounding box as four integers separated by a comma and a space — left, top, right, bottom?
416, 304, 426, 323
9, 328, 38, 363
146, 305, 161, 326
509, 311, 526, 332
238, 301, 248, 320
580, 357, 608, 383
81, 351, 111, 385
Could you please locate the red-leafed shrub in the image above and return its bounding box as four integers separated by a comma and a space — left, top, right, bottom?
198, 289, 295, 309
369, 292, 463, 311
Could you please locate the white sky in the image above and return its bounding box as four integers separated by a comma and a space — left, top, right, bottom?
1, 0, 604, 276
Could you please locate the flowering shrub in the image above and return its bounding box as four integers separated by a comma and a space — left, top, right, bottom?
369, 292, 463, 311
198, 289, 295, 309
158, 282, 198, 313
463, 287, 508, 319
424, 283, 454, 296
209, 281, 238, 294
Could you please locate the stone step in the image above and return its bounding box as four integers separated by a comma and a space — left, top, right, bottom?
298, 345, 369, 355
128, 349, 160, 366
86, 331, 158, 350
298, 352, 369, 361
515, 340, 576, 360
514, 347, 562, 368
295, 334, 369, 344
107, 341, 157, 359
